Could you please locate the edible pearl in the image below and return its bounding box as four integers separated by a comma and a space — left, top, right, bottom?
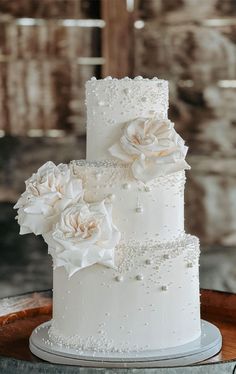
104, 76, 112, 80
136, 206, 143, 213
136, 274, 144, 281
140, 153, 145, 160
145, 186, 151, 192
162, 285, 168, 291
124, 88, 131, 95
115, 275, 123, 282
91, 76, 97, 81
95, 172, 102, 179
145, 259, 153, 265
107, 193, 116, 202
134, 76, 143, 80
123, 183, 131, 190
163, 254, 170, 260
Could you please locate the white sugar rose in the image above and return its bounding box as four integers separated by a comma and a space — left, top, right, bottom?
14, 161, 83, 236
44, 200, 121, 277
109, 117, 190, 183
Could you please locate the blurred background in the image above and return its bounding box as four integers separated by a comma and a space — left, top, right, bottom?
0, 0, 236, 298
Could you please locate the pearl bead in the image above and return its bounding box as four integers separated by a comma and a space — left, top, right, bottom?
134, 76, 143, 80
95, 172, 102, 179
91, 76, 97, 81
145, 259, 153, 265
124, 88, 131, 95
140, 153, 145, 160
107, 193, 116, 201
136, 206, 143, 213
115, 275, 123, 282
163, 254, 170, 260
104, 76, 112, 80
162, 285, 168, 291
145, 186, 151, 192
123, 183, 131, 190
136, 274, 144, 281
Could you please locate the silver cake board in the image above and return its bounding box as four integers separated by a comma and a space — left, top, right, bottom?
29, 320, 222, 368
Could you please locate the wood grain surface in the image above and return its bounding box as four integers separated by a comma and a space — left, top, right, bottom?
0, 289, 236, 366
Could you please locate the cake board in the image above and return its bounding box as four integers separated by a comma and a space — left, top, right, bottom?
29, 319, 222, 368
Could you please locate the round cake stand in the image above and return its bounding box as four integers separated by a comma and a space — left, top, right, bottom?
3, 289, 236, 373
29, 320, 222, 368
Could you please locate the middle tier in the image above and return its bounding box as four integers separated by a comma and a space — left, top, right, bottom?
71, 161, 185, 243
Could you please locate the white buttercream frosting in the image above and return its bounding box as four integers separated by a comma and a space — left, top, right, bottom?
44, 200, 121, 277
108, 117, 190, 182
14, 161, 83, 236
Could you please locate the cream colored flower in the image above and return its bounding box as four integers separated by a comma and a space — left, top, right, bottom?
44, 200, 121, 277
109, 117, 190, 182
14, 161, 83, 235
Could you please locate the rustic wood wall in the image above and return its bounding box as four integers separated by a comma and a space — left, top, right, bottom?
0, 0, 100, 135
134, 0, 236, 245
101, 0, 135, 78
0, 0, 235, 246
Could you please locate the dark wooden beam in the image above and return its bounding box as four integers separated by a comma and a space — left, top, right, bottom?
101, 0, 136, 78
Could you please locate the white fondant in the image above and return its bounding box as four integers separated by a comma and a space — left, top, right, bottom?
51, 235, 201, 352
46, 77, 201, 354
86, 78, 168, 160
71, 161, 185, 243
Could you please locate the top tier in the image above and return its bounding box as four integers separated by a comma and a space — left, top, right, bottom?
86, 77, 169, 161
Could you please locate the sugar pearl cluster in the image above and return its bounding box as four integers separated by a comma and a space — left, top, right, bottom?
89, 76, 166, 83
86, 75, 169, 128
71, 160, 185, 218
115, 234, 199, 278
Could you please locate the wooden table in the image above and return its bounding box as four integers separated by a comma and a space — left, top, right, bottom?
0, 289, 236, 373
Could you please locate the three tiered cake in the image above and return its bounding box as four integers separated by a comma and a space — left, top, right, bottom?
15, 77, 201, 353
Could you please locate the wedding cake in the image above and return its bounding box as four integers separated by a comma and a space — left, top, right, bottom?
15, 76, 201, 353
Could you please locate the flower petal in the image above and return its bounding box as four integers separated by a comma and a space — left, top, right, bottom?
109, 142, 133, 163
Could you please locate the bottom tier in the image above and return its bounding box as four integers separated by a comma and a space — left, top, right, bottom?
50, 234, 201, 353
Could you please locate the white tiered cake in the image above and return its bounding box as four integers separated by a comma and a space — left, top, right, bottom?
15, 77, 201, 353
